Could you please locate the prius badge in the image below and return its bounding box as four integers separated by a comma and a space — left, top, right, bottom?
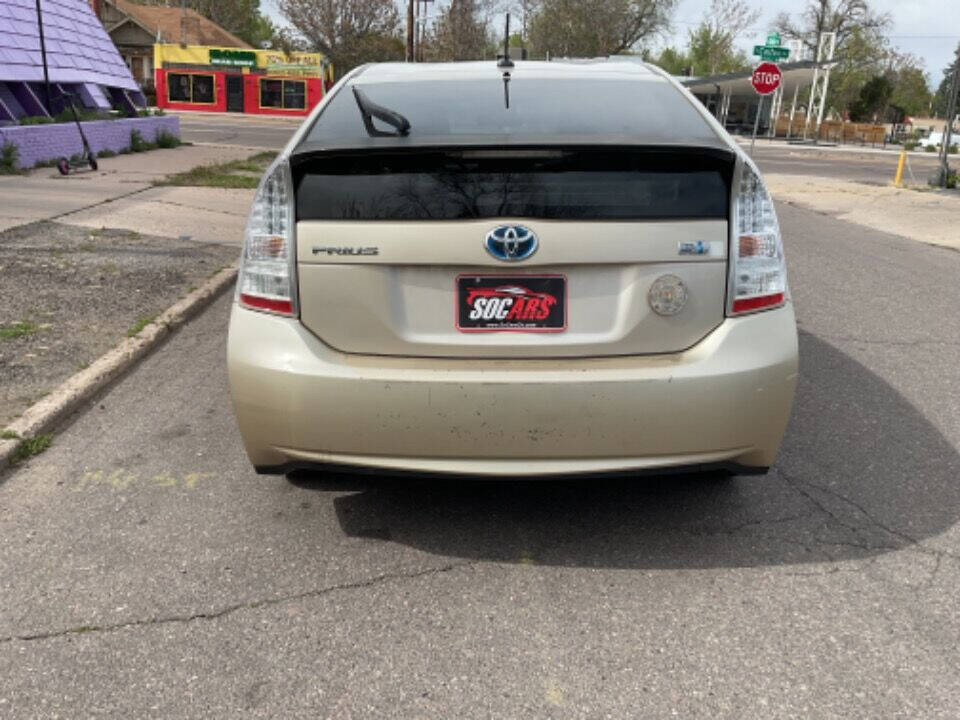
485, 225, 538, 262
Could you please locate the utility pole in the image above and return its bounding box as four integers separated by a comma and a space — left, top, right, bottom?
180, 0, 187, 47
35, 0, 52, 114
939, 58, 959, 188
406, 0, 414, 62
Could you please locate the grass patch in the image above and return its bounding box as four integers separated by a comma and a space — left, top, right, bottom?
127, 315, 156, 337
1, 430, 19, 440
12, 434, 52, 464
0, 321, 40, 340
156, 151, 278, 189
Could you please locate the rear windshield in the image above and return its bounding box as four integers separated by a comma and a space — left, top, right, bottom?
293, 149, 732, 221
303, 78, 719, 144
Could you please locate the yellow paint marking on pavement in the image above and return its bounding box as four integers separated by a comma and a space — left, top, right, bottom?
544, 684, 567, 707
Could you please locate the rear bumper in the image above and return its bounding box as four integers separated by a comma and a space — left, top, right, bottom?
227, 303, 798, 476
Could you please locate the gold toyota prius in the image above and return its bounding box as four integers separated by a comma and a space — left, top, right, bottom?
227, 60, 798, 477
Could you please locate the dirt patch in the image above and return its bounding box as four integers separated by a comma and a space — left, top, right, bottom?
0, 222, 237, 427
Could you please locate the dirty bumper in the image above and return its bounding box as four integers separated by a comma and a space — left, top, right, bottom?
227, 304, 799, 476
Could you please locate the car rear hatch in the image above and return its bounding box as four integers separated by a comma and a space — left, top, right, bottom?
292, 145, 734, 358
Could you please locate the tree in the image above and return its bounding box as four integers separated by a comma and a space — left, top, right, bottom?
774, 0, 890, 58
528, 0, 677, 59
139, 0, 275, 48
686, 0, 758, 75
278, 0, 403, 77
824, 26, 889, 116
848, 74, 892, 121
887, 58, 931, 118
932, 43, 960, 119
429, 0, 491, 61
774, 0, 893, 118
653, 46, 691, 75
651, 0, 754, 76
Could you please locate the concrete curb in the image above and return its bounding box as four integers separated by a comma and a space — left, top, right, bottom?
0, 266, 238, 471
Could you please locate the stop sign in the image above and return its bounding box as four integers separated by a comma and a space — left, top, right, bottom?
751, 62, 782, 95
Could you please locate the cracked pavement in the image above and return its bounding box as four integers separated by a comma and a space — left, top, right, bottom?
1, 203, 960, 717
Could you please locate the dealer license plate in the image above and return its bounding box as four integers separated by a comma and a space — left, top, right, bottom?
456, 275, 567, 332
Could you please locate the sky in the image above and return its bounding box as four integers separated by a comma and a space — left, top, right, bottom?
262, 0, 960, 88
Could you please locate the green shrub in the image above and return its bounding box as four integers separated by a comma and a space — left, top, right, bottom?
18, 115, 53, 125
153, 107, 166, 116
904, 140, 918, 151
0, 141, 19, 174
947, 171, 958, 190
130, 128, 147, 152
155, 130, 180, 148
52, 107, 104, 123
96, 149, 117, 158
948, 145, 958, 155
924, 145, 936, 152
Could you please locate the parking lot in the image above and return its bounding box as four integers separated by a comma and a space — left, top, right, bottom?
2, 195, 960, 716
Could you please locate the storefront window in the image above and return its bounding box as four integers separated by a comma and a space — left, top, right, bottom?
260, 78, 306, 110
259, 79, 283, 108
283, 81, 306, 109
193, 75, 214, 103
169, 73, 191, 102
167, 73, 215, 104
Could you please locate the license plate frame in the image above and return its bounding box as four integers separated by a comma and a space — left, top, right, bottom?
455, 274, 568, 333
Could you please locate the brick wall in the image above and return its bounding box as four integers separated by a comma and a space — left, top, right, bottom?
0, 116, 180, 169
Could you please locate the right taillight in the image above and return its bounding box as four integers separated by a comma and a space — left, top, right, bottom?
727, 160, 787, 316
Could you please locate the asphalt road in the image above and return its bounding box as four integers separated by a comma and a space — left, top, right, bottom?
749, 142, 944, 185
2, 203, 960, 717
177, 113, 299, 151
176, 111, 950, 186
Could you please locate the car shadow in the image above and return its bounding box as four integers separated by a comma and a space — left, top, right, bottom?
288, 330, 960, 569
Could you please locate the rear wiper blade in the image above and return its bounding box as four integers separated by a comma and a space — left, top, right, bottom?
352, 87, 411, 138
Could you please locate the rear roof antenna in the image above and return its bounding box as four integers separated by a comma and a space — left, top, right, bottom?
498, 13, 514, 69
499, 13, 513, 108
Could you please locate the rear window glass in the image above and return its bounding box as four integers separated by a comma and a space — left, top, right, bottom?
294, 150, 731, 221
303, 78, 718, 144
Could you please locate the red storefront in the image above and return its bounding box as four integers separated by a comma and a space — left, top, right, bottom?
153, 45, 331, 117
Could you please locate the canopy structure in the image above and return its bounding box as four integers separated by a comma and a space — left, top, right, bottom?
682, 61, 821, 137
0, 0, 144, 122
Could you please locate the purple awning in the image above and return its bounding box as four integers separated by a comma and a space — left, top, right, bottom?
0, 0, 140, 91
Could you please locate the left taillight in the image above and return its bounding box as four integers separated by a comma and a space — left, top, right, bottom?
238, 159, 297, 317
727, 158, 787, 316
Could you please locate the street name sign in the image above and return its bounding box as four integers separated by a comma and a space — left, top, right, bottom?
753, 45, 790, 60
751, 62, 782, 95
753, 32, 790, 61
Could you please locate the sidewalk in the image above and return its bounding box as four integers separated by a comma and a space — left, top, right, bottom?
767, 174, 960, 251
0, 145, 256, 243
